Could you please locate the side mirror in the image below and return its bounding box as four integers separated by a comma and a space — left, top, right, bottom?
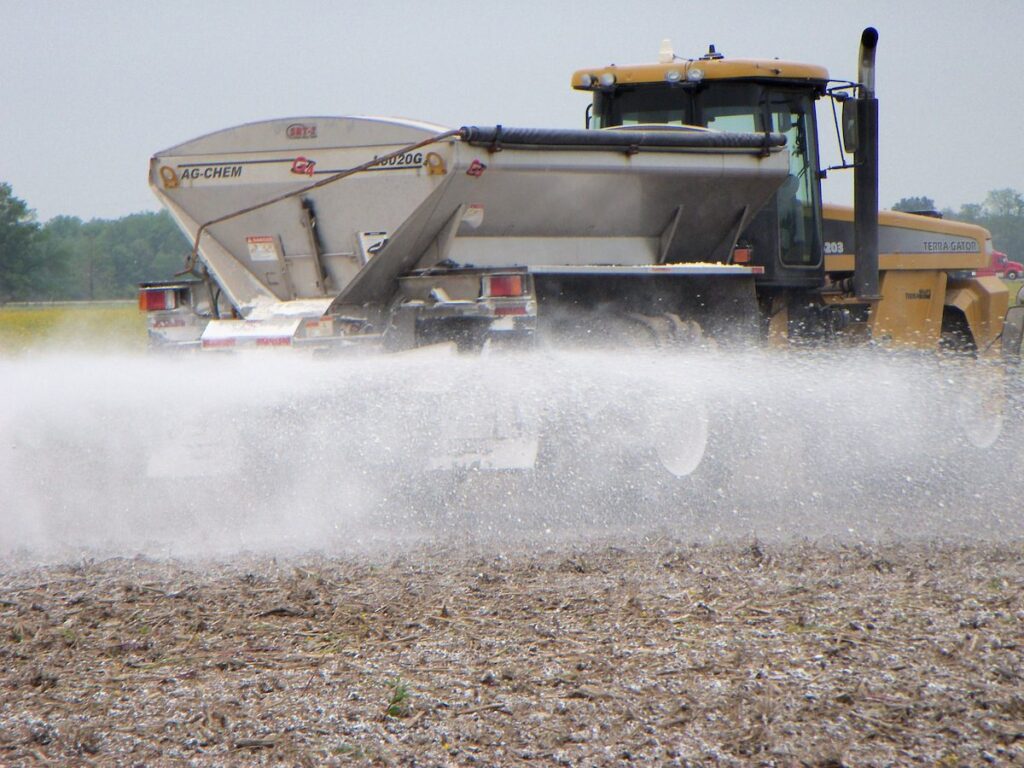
1001, 305, 1024, 358
841, 99, 858, 154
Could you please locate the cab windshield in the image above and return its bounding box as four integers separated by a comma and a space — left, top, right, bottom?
593, 82, 822, 268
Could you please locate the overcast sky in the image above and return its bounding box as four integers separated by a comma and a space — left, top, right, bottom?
2, 0, 1021, 222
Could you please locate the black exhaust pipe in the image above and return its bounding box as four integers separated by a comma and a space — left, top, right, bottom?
853, 27, 880, 301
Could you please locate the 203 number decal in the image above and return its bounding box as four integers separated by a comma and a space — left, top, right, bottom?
823, 241, 845, 255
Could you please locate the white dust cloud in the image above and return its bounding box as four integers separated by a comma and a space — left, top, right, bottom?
2, 345, 1022, 563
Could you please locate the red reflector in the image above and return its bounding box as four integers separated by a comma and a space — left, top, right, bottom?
732, 248, 752, 264
201, 338, 236, 349
495, 305, 528, 316
486, 274, 523, 298
255, 337, 292, 347
139, 289, 175, 312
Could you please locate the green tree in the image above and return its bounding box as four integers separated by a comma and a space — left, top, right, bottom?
892, 196, 936, 213
978, 189, 1024, 259
944, 203, 984, 223
2, 187, 191, 303
39, 210, 190, 299
0, 182, 41, 302
937, 189, 1024, 259
984, 188, 1024, 218
26, 228, 73, 300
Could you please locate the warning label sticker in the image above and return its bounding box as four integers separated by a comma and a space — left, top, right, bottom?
246, 235, 280, 262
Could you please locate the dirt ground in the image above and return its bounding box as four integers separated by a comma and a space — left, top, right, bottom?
1, 536, 1023, 767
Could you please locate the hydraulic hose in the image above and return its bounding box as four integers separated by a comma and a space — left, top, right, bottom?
459, 125, 787, 152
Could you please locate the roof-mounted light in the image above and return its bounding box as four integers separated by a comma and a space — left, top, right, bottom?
665, 69, 682, 84
687, 68, 705, 82
579, 73, 595, 88
701, 43, 725, 61
598, 72, 617, 89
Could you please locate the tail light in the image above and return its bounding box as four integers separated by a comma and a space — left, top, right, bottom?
138, 288, 177, 312
484, 274, 524, 298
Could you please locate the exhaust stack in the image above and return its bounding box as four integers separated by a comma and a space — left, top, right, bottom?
853, 27, 880, 301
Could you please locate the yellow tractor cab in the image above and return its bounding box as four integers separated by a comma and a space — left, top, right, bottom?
573, 46, 831, 291
573, 35, 1012, 356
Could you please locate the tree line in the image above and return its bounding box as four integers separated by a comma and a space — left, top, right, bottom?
0, 182, 189, 303
3, 180, 1024, 304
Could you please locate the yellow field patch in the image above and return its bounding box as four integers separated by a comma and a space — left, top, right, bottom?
0, 302, 146, 354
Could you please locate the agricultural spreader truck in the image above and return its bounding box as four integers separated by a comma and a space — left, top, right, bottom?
139, 28, 1024, 479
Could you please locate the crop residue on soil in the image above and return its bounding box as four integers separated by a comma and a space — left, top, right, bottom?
2, 540, 1023, 766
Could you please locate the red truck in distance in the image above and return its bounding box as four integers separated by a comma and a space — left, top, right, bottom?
976, 250, 1023, 280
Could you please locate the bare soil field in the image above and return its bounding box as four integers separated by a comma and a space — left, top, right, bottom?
1, 537, 1023, 767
